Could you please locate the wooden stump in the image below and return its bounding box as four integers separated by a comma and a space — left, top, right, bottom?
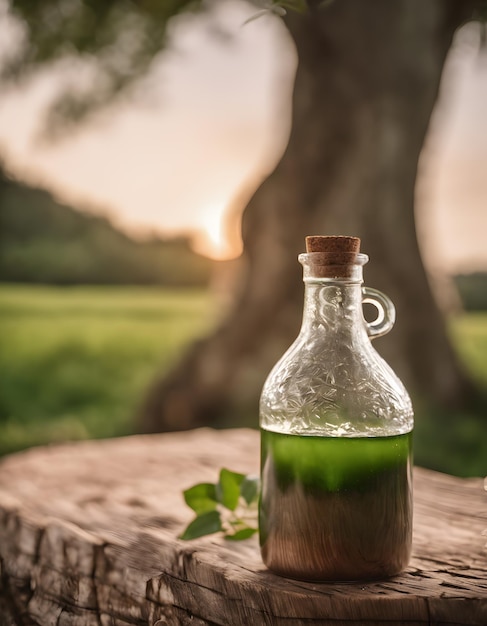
0, 428, 486, 626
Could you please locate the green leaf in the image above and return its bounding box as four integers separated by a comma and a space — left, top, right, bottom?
179, 510, 222, 540
183, 482, 218, 514
217, 468, 245, 511
240, 476, 259, 505
225, 527, 258, 541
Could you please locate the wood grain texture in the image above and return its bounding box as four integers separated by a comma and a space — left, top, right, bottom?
0, 428, 485, 625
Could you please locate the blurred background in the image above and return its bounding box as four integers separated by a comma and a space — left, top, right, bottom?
0, 1, 486, 476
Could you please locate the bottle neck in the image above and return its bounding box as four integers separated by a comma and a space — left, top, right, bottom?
298, 252, 369, 336
301, 281, 365, 335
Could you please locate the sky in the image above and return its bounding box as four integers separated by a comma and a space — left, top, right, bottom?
0, 1, 486, 270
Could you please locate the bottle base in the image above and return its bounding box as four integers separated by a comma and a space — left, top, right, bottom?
261, 558, 410, 584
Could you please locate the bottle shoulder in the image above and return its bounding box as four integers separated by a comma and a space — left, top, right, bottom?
260, 335, 413, 436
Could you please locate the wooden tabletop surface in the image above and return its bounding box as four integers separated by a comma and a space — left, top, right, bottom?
0, 428, 485, 625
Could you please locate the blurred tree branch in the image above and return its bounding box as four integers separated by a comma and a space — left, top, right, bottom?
2, 0, 484, 134
1, 0, 315, 135
2, 0, 209, 133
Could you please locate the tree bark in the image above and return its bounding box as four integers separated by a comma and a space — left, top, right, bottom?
139, 0, 478, 434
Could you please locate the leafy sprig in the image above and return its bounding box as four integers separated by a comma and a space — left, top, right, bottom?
180, 469, 259, 541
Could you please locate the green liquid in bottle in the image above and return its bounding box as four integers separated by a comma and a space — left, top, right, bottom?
259, 428, 413, 581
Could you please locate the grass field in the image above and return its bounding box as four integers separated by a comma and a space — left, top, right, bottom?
0, 284, 486, 476
0, 284, 218, 455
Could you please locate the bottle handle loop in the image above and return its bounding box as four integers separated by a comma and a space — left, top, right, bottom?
362, 287, 396, 339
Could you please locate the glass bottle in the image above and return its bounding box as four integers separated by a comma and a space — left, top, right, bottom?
259, 236, 413, 582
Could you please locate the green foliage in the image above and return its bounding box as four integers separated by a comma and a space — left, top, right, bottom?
412, 312, 487, 477
183, 482, 219, 514
414, 402, 487, 478
180, 511, 223, 540
216, 468, 246, 510
0, 171, 214, 287
0, 284, 216, 455
451, 312, 487, 389
454, 273, 487, 311
2, 0, 315, 132
180, 468, 259, 540
5, 0, 206, 131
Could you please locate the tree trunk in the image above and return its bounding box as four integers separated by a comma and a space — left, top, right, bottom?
139, 0, 477, 434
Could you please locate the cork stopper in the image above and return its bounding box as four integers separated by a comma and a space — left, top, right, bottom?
304, 235, 361, 278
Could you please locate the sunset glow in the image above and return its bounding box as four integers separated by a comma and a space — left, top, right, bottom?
193, 203, 241, 261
